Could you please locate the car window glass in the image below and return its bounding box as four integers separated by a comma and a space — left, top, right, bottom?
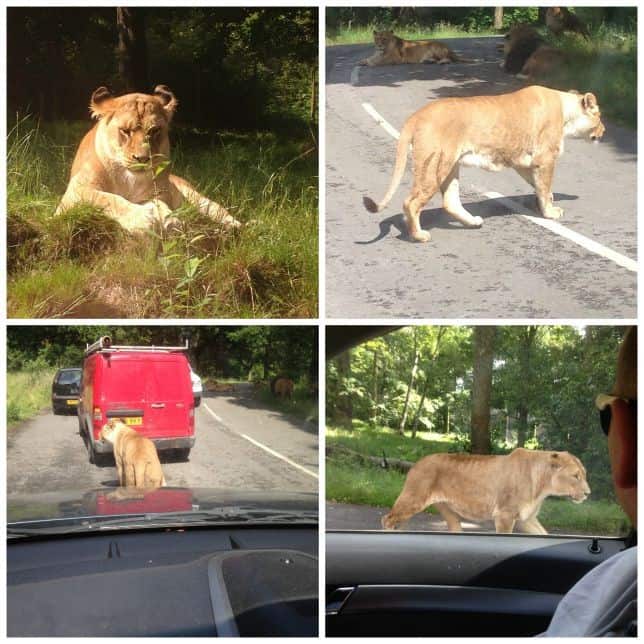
326, 325, 630, 538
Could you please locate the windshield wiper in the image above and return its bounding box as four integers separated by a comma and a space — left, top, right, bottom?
8, 507, 318, 538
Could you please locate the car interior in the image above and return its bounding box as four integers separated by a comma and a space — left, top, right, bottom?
9, 521, 318, 636
325, 325, 633, 637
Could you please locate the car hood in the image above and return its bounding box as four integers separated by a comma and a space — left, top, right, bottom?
8, 487, 318, 528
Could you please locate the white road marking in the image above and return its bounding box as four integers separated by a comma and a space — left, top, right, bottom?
240, 433, 319, 480
361, 101, 637, 273
202, 402, 318, 480
202, 403, 223, 423
480, 190, 638, 273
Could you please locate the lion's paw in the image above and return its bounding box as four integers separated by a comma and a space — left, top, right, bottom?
470, 216, 484, 227
544, 206, 564, 220
411, 230, 431, 243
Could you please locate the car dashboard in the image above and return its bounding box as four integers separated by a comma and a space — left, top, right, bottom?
8, 526, 318, 637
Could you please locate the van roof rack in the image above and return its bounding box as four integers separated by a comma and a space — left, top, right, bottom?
85, 336, 188, 357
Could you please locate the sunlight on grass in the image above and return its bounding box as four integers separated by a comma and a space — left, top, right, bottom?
7, 120, 318, 318
7, 370, 56, 427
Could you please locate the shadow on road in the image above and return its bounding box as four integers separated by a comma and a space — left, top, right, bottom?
356, 192, 579, 244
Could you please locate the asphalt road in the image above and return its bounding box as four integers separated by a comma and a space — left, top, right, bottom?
7, 384, 318, 496
326, 38, 637, 318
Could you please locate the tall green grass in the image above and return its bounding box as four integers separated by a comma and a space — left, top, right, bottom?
7, 369, 56, 427
7, 118, 318, 318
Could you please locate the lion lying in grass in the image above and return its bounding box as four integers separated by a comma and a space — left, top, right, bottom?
56, 85, 242, 233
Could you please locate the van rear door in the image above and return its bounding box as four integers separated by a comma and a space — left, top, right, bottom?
143, 356, 192, 438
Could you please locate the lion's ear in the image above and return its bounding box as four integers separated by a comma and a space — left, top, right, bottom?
582, 92, 598, 112
89, 86, 114, 120
549, 452, 562, 468
153, 85, 178, 118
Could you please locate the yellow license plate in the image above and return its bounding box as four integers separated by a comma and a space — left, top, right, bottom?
124, 417, 142, 426
66, 399, 78, 405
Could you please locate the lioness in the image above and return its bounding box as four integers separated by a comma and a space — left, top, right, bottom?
363, 85, 605, 243
382, 448, 590, 534
274, 377, 294, 400
359, 30, 470, 66
100, 418, 166, 488
56, 85, 241, 232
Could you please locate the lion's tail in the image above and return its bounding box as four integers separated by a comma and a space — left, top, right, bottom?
363, 119, 414, 214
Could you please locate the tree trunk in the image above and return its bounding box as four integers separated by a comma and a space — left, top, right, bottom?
494, 7, 504, 30
371, 349, 379, 426
516, 326, 538, 447
116, 7, 148, 92
471, 326, 496, 454
335, 351, 353, 430
410, 327, 445, 438
399, 329, 419, 434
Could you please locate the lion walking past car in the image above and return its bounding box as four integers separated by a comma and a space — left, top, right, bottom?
100, 418, 167, 488
56, 85, 242, 233
363, 85, 605, 243
382, 448, 590, 534
359, 30, 473, 66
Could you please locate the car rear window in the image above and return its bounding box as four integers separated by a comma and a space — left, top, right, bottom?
56, 370, 80, 385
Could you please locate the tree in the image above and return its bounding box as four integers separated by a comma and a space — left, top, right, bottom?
116, 7, 149, 91
471, 326, 495, 454
494, 7, 504, 29
398, 327, 420, 434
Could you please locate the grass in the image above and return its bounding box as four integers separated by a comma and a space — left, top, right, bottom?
539, 26, 637, 128
326, 424, 628, 536
7, 369, 56, 428
327, 22, 495, 45
7, 118, 318, 318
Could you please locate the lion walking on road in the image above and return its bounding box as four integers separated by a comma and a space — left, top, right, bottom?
382, 448, 590, 534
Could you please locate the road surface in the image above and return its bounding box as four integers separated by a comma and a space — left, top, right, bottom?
326, 38, 637, 318
7, 384, 318, 496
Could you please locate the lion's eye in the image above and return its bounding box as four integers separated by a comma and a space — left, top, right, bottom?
574, 473, 580, 480
148, 127, 160, 137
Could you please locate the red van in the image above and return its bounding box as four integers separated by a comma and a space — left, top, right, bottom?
78, 336, 195, 464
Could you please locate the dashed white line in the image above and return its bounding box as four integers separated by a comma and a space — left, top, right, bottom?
202, 402, 318, 480
361, 100, 637, 273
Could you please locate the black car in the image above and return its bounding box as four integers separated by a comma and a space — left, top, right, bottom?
51, 368, 82, 415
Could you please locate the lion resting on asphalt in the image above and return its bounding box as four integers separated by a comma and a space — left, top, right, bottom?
382, 448, 590, 534
359, 30, 470, 66
56, 85, 241, 232
363, 85, 605, 243
100, 418, 166, 488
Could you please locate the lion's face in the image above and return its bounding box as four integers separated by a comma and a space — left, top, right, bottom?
89, 85, 177, 173
566, 91, 605, 142
99, 418, 124, 444
373, 30, 395, 52
548, 452, 591, 503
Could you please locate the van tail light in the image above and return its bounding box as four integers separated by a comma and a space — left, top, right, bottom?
93, 407, 102, 422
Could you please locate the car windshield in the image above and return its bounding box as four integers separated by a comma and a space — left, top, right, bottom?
326, 325, 631, 538
56, 370, 80, 385
8, 326, 319, 532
